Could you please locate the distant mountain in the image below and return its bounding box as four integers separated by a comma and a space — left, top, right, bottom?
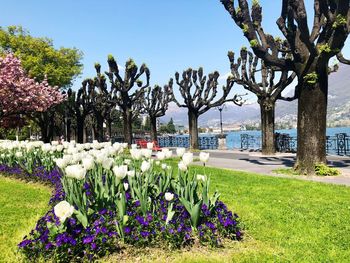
160, 64, 350, 128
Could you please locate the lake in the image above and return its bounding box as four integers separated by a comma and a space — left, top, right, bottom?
224, 127, 350, 149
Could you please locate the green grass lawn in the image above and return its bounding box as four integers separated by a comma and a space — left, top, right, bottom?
0, 176, 51, 262
107, 165, 350, 262
2, 166, 350, 262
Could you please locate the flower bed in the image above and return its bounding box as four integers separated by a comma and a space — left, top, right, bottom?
0, 140, 242, 262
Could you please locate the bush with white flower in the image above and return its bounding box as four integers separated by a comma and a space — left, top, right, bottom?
0, 140, 242, 261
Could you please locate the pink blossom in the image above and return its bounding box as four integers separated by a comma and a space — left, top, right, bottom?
0, 53, 66, 117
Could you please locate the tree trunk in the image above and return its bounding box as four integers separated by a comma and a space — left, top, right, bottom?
107, 119, 112, 141
84, 126, 88, 143
259, 99, 275, 155
48, 114, 55, 142
38, 112, 49, 143
123, 109, 133, 145
296, 66, 328, 175
94, 114, 104, 142
76, 115, 85, 144
39, 112, 55, 143
40, 124, 50, 143
188, 111, 199, 149
150, 116, 158, 142
67, 117, 71, 142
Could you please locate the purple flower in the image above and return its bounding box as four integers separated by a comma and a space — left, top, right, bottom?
82, 236, 94, 244
18, 239, 31, 248
99, 209, 107, 215
124, 226, 131, 234
91, 243, 97, 250
45, 242, 54, 250
140, 231, 150, 238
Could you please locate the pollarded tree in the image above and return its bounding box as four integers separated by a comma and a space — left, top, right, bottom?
0, 53, 65, 121
103, 55, 150, 145
141, 80, 173, 141
91, 65, 112, 142
220, 0, 350, 174
228, 47, 295, 154
171, 67, 243, 149
66, 79, 94, 143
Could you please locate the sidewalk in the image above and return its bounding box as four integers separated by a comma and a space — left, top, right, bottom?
193, 150, 350, 186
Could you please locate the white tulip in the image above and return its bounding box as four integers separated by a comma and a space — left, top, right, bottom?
142, 149, 152, 159
122, 143, 128, 149
162, 148, 171, 157
51, 141, 59, 146
15, 151, 23, 158
165, 192, 174, 201
182, 152, 193, 166
67, 146, 78, 155
51, 146, 57, 152
196, 174, 206, 182
199, 152, 210, 163
95, 152, 108, 164
54, 201, 74, 223
76, 144, 85, 152
102, 158, 114, 170
25, 143, 35, 151
127, 170, 135, 177
72, 153, 82, 164
155, 161, 160, 165
176, 147, 186, 157
113, 165, 128, 179
124, 159, 131, 165
147, 142, 154, 150
41, 143, 51, 152
65, 164, 86, 180
141, 160, 151, 173
123, 183, 129, 191
56, 145, 64, 152
84, 143, 92, 149
82, 157, 95, 170
157, 151, 165, 160
165, 149, 172, 159
161, 163, 167, 170
63, 154, 73, 164
55, 158, 67, 169
178, 161, 187, 171
131, 144, 138, 149
130, 149, 142, 160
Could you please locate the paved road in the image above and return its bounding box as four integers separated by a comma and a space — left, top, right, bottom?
193, 150, 350, 186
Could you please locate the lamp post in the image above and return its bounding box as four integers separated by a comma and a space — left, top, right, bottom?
216, 104, 226, 135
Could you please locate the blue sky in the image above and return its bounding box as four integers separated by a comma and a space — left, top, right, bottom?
2, 0, 350, 99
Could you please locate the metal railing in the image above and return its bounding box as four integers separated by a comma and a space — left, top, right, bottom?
240, 133, 350, 156
157, 135, 218, 150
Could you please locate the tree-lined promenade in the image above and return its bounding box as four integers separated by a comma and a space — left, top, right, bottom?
1, 0, 350, 177
1, 1, 350, 262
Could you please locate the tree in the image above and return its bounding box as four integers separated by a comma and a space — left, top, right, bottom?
0, 26, 83, 142
141, 80, 173, 141
103, 55, 150, 144
0, 53, 65, 121
167, 118, 176, 134
66, 79, 93, 143
228, 47, 295, 154
220, 0, 350, 174
171, 67, 243, 149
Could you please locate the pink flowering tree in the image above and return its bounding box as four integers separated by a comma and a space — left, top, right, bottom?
0, 53, 66, 124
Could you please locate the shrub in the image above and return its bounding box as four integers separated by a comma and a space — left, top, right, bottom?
315, 163, 340, 176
